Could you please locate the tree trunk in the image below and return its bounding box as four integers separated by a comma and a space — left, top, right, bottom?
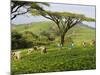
60, 34, 65, 46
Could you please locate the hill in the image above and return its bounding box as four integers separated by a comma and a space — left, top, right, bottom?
11, 21, 96, 75
12, 21, 96, 42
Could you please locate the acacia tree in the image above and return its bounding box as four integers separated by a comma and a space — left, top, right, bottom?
31, 10, 95, 46
11, 0, 49, 20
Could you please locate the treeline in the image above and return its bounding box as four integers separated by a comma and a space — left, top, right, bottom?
11, 30, 56, 50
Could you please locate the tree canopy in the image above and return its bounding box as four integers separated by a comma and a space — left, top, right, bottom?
11, 0, 49, 20
31, 10, 95, 21
31, 10, 95, 35
11, 1, 95, 46
31, 10, 95, 45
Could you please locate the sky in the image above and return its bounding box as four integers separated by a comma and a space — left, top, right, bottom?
11, 2, 95, 26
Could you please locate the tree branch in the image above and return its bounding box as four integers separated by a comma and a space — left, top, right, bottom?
70, 18, 81, 28
12, 5, 24, 13
11, 9, 29, 20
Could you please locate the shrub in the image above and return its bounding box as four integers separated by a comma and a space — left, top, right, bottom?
11, 31, 34, 50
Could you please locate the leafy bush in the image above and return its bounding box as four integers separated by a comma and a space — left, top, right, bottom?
32, 41, 50, 46
39, 30, 55, 41
11, 31, 34, 50
11, 31, 51, 50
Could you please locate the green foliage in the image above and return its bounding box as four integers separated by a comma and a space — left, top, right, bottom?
11, 31, 24, 49
82, 17, 96, 22
11, 46, 96, 75
12, 21, 96, 46
11, 31, 34, 50
31, 10, 95, 45
39, 30, 55, 41
11, 30, 51, 50
22, 31, 39, 41
65, 37, 73, 44
11, 21, 96, 74
33, 40, 50, 46
40, 30, 50, 37
31, 10, 95, 22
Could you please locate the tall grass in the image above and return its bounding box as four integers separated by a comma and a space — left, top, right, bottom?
11, 46, 96, 75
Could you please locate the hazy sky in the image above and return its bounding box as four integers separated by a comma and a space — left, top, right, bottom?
11, 2, 95, 25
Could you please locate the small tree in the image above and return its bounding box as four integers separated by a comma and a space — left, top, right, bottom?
31, 10, 95, 46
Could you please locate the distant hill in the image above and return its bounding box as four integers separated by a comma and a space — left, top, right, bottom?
79, 22, 95, 29
12, 21, 96, 42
